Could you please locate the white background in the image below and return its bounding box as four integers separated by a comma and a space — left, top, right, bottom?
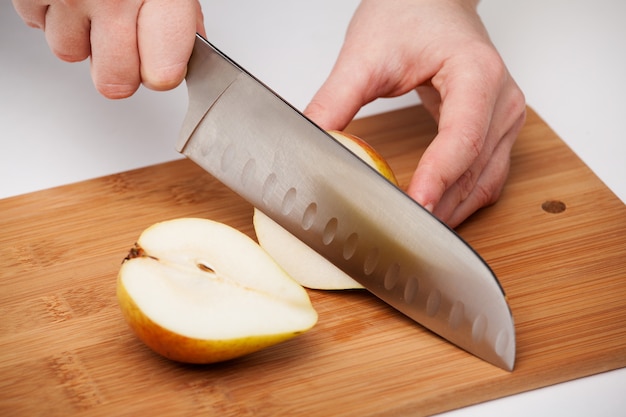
1, 1, 624, 415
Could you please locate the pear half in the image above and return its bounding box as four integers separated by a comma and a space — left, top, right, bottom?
253, 131, 398, 290
117, 218, 318, 364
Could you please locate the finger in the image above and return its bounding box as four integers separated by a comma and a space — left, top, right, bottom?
443, 120, 520, 227
194, 0, 207, 37
11, 0, 47, 29
89, 2, 141, 99
428, 114, 501, 222
42, 3, 91, 62
138, 0, 200, 91
407, 68, 496, 212
435, 98, 526, 226
303, 50, 376, 131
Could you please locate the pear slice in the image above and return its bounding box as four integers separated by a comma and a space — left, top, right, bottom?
117, 218, 318, 364
253, 131, 398, 290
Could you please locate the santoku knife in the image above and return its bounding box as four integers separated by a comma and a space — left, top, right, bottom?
176, 34, 516, 371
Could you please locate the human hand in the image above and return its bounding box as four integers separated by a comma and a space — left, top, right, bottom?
12, 0, 205, 99
304, 0, 526, 228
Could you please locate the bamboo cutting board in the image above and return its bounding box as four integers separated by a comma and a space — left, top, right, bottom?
1, 106, 624, 416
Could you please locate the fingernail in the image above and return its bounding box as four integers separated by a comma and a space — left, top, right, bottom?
423, 203, 434, 213
26, 21, 44, 30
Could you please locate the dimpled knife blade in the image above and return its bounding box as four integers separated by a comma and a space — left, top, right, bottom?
176, 34, 516, 371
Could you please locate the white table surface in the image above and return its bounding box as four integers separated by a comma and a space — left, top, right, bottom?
1, 1, 624, 415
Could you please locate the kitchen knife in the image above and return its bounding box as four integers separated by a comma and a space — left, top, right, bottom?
177, 34, 516, 371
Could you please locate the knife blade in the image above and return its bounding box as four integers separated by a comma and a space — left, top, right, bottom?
177, 34, 515, 371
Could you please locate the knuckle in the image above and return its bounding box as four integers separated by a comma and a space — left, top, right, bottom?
505, 84, 527, 127
95, 82, 138, 99
46, 33, 91, 63
476, 160, 511, 208
474, 181, 499, 208
463, 43, 507, 85
457, 125, 485, 162
143, 65, 187, 91
51, 48, 89, 63
456, 169, 478, 201
93, 67, 141, 99
24, 19, 45, 30
510, 86, 527, 113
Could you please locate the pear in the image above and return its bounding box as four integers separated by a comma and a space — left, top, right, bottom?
253, 131, 398, 290
117, 218, 318, 364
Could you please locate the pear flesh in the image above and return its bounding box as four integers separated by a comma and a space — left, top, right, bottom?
117, 218, 318, 364
254, 131, 398, 290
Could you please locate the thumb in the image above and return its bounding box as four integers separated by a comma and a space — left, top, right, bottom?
303, 60, 372, 131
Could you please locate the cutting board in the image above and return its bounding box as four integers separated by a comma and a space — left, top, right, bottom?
1, 105, 624, 416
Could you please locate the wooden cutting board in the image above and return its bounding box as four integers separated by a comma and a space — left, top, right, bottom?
1, 105, 624, 416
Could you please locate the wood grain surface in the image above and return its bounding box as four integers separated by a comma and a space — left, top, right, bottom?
1, 106, 624, 416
